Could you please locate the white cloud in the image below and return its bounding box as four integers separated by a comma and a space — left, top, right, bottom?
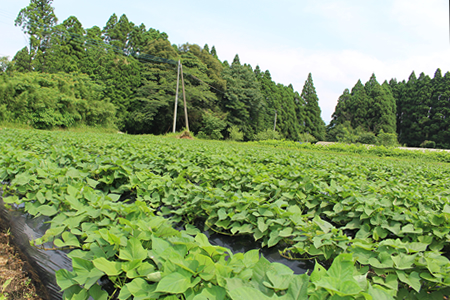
390, 0, 448, 43
212, 35, 450, 124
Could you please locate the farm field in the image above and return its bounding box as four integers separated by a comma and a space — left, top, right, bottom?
1, 128, 450, 300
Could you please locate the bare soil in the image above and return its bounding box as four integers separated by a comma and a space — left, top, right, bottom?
0, 228, 43, 300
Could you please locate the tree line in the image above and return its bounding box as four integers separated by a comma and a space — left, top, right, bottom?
1, 0, 326, 141
327, 70, 450, 149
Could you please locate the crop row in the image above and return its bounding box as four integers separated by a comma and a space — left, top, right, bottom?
1, 129, 450, 299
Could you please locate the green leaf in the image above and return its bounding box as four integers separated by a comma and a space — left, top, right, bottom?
195, 253, 216, 281
62, 231, 80, 247
119, 237, 147, 261
218, 208, 228, 220
310, 261, 326, 283
267, 230, 282, 247
62, 285, 88, 300
396, 270, 421, 293
88, 284, 108, 300
327, 253, 354, 281
367, 284, 395, 300
12, 174, 31, 186
137, 262, 156, 276
93, 257, 122, 276
71, 257, 104, 289
243, 249, 260, 268
401, 224, 423, 234
287, 274, 309, 300
155, 271, 193, 294
193, 286, 227, 300
228, 286, 275, 300
257, 218, 268, 233
39, 204, 58, 216
264, 270, 292, 290
126, 278, 156, 297
86, 177, 99, 188
392, 253, 417, 270
118, 285, 132, 300
316, 277, 363, 296
279, 227, 293, 237
313, 216, 333, 233
55, 269, 77, 291
152, 235, 171, 256
443, 204, 450, 215
2, 196, 19, 204
147, 272, 162, 282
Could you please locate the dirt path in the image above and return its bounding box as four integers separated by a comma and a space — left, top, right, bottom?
0, 228, 43, 300
316, 141, 450, 152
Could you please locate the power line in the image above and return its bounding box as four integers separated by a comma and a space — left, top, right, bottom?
8, 23, 226, 94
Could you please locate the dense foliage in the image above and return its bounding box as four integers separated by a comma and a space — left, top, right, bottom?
328, 70, 450, 149
2, 129, 450, 299
2, 0, 326, 141
327, 74, 397, 142
0, 72, 116, 129
391, 69, 450, 149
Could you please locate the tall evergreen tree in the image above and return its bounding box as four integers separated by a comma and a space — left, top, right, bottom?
328, 88, 352, 129
210, 46, 218, 59
127, 39, 178, 134
396, 72, 418, 145
11, 47, 32, 72
399, 73, 433, 146
429, 70, 450, 148
364, 74, 396, 133
222, 55, 263, 139
347, 80, 371, 130
45, 16, 86, 73
301, 73, 325, 140
388, 78, 406, 141
15, 0, 58, 71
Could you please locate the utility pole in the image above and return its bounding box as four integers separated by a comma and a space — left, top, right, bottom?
172, 60, 181, 133
180, 63, 189, 132
273, 110, 277, 131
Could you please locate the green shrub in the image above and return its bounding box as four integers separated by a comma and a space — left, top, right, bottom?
356, 132, 377, 145
0, 72, 115, 129
377, 129, 399, 147
196, 131, 208, 139
327, 121, 359, 143
196, 111, 226, 140
298, 133, 317, 143
420, 140, 436, 149
210, 129, 223, 140
228, 126, 244, 141
254, 129, 282, 141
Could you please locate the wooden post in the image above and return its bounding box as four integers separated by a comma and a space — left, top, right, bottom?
172, 60, 180, 133
180, 63, 189, 132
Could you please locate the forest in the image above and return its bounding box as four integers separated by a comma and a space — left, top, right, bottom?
0, 0, 325, 142
1, 0, 450, 148
328, 70, 450, 149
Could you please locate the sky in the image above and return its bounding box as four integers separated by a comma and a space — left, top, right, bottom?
1, 0, 449, 124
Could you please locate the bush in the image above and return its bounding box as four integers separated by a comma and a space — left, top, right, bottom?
197, 110, 226, 140
196, 131, 208, 139
228, 126, 244, 141
298, 133, 317, 143
0, 72, 116, 129
254, 129, 282, 141
356, 132, 377, 145
210, 129, 223, 140
420, 140, 436, 149
327, 121, 358, 143
377, 130, 399, 147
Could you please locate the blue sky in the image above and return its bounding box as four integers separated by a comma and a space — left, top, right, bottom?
1, 0, 449, 124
